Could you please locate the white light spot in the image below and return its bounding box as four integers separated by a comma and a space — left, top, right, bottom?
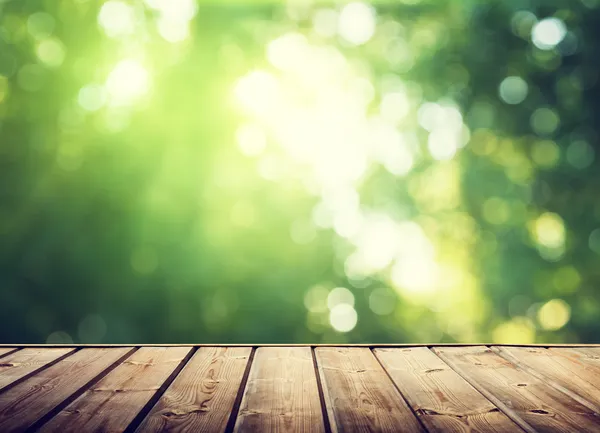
351, 215, 403, 272
145, 0, 198, 23
329, 304, 357, 332
419, 102, 462, 132
538, 299, 570, 330
78, 84, 107, 112
98, 1, 136, 38
157, 17, 189, 43
371, 121, 414, 176
36, 38, 66, 68
380, 91, 410, 123
106, 59, 149, 106
327, 286, 355, 309
391, 256, 439, 295
338, 2, 376, 46
267, 33, 308, 71
234, 70, 279, 115
428, 129, 458, 160
499, 76, 528, 104
304, 285, 329, 313
531, 18, 567, 50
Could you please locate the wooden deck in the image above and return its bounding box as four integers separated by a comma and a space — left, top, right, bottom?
0, 346, 599, 432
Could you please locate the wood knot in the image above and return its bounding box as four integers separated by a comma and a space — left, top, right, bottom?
162, 406, 209, 417
530, 409, 550, 415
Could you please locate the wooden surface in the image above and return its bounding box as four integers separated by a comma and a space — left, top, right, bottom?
135, 346, 252, 433
39, 347, 191, 433
0, 345, 598, 432
434, 346, 600, 433
235, 347, 325, 433
375, 347, 521, 432
0, 348, 74, 392
316, 347, 425, 433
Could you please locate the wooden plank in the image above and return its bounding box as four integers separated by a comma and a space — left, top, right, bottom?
0, 347, 132, 433
3, 344, 600, 348
568, 347, 600, 357
495, 346, 600, 413
374, 347, 521, 432
0, 348, 74, 392
135, 346, 252, 433
234, 347, 325, 433
315, 347, 424, 433
552, 346, 600, 369
38, 347, 191, 433
0, 348, 18, 358
434, 346, 600, 433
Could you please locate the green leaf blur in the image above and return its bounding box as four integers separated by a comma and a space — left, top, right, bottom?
0, 0, 598, 344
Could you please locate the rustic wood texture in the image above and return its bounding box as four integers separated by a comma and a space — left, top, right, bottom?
435, 346, 600, 433
0, 347, 131, 433
0, 347, 74, 392
38, 347, 191, 433
495, 346, 600, 413
0, 348, 17, 358
134, 346, 252, 433
234, 347, 325, 433
0, 345, 599, 432
374, 347, 521, 432
316, 347, 425, 433
549, 347, 600, 381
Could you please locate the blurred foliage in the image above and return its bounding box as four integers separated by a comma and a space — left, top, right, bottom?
0, 0, 599, 344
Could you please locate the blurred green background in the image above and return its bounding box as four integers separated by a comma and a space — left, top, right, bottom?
0, 0, 599, 344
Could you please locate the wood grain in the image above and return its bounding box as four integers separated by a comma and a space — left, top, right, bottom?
550, 346, 600, 375
0, 347, 131, 433
495, 346, 600, 413
4, 344, 600, 347
135, 346, 252, 433
0, 348, 74, 391
315, 347, 424, 433
434, 346, 600, 433
375, 347, 521, 432
38, 347, 191, 433
564, 346, 600, 359
0, 348, 18, 358
234, 347, 325, 433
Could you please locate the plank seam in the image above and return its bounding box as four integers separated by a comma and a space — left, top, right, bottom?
311, 346, 333, 433
371, 348, 430, 433
0, 348, 80, 395
123, 346, 199, 433
224, 346, 256, 433
313, 349, 339, 433
492, 346, 600, 414
0, 348, 21, 360
25, 347, 139, 433
431, 347, 537, 433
